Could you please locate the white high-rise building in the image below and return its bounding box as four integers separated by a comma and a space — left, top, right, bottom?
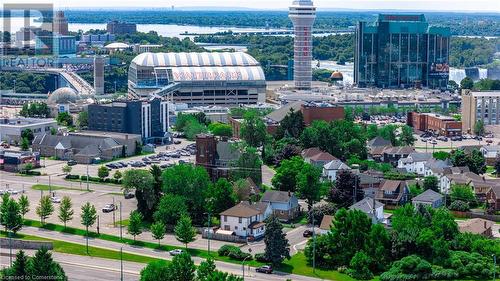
289, 0, 316, 90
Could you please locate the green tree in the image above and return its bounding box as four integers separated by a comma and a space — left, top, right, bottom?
469, 149, 486, 174
151, 221, 166, 247
207, 178, 238, 215
140, 260, 172, 281
149, 164, 163, 199
170, 252, 196, 281
232, 146, 262, 186
264, 215, 290, 266
328, 170, 364, 208
162, 164, 210, 223
423, 176, 439, 192
276, 108, 305, 139
460, 77, 474, 89
80, 202, 97, 253
197, 258, 216, 280
113, 170, 122, 180
56, 112, 73, 127
62, 164, 72, 175
399, 125, 416, 146
1, 196, 22, 234
58, 196, 74, 228
20, 137, 30, 151
208, 122, 233, 137
175, 214, 196, 248
271, 156, 305, 192
128, 210, 143, 241
153, 194, 188, 226
18, 194, 30, 219
347, 251, 373, 280
240, 112, 267, 147
5, 250, 30, 278
474, 120, 485, 136
97, 166, 109, 180
433, 151, 450, 161
36, 195, 54, 225
123, 169, 157, 220
77, 111, 89, 129
450, 184, 476, 204
21, 128, 34, 143
296, 163, 322, 211
30, 247, 67, 281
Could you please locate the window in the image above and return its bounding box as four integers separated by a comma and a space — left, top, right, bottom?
243, 227, 246, 230
224, 216, 227, 222
238, 217, 242, 223
235, 226, 238, 230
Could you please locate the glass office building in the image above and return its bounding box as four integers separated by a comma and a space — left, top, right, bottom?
354, 14, 451, 90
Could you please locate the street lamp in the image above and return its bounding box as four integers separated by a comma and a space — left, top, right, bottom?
242, 248, 252, 280
204, 212, 211, 255
86, 164, 90, 192
120, 247, 124, 281
119, 201, 123, 241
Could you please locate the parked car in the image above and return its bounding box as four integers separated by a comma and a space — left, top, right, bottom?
0, 142, 10, 148
102, 204, 116, 213
451, 136, 462, 141
169, 249, 184, 256
437, 136, 448, 142
173, 140, 181, 145
124, 192, 135, 199
303, 229, 314, 238
7, 189, 19, 195
51, 197, 61, 203
256, 265, 273, 274
67, 160, 77, 166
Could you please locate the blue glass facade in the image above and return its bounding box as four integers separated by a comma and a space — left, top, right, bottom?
354, 14, 451, 90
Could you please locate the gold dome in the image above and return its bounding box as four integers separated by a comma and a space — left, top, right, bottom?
330, 71, 343, 80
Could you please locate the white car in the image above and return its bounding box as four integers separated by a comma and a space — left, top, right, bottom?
50, 197, 61, 203
7, 189, 19, 195
169, 249, 184, 256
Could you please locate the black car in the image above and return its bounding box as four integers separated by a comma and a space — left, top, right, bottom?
256, 265, 273, 274
67, 160, 77, 166
303, 230, 314, 238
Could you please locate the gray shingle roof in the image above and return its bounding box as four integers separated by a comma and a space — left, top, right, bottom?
220, 201, 268, 217
412, 189, 443, 203
408, 153, 433, 162
323, 159, 350, 170
367, 136, 391, 148
349, 198, 384, 214
265, 101, 304, 123
261, 190, 294, 203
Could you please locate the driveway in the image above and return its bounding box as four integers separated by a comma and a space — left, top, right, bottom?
241, 224, 310, 255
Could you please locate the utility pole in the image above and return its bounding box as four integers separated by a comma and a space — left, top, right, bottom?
119, 201, 123, 241
493, 254, 497, 281
207, 212, 211, 255
120, 247, 124, 281
86, 164, 90, 191
112, 197, 116, 227
97, 215, 100, 235
9, 231, 12, 266
49, 175, 52, 194
311, 205, 316, 273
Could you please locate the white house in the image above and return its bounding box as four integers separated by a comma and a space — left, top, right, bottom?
480, 145, 500, 164
423, 158, 452, 177
397, 153, 433, 175
323, 159, 351, 181
349, 198, 384, 223
319, 215, 334, 235
219, 202, 272, 239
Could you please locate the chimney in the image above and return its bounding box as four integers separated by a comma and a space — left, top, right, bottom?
484, 220, 487, 229
372, 197, 376, 220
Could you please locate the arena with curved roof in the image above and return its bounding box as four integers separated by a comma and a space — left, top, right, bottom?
128, 52, 266, 107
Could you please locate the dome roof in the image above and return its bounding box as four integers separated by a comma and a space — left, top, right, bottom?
48, 87, 78, 104
105, 42, 130, 49
330, 71, 343, 80
131, 52, 260, 68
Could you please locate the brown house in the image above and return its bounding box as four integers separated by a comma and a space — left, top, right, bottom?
486, 186, 500, 211
376, 180, 410, 206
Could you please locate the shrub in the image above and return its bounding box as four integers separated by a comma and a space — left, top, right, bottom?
255, 253, 269, 262
380, 255, 432, 281
217, 244, 252, 261
218, 245, 239, 257
449, 200, 470, 212
65, 174, 80, 180
347, 251, 373, 280
430, 266, 459, 280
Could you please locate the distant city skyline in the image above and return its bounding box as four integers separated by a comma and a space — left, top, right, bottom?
9, 0, 500, 12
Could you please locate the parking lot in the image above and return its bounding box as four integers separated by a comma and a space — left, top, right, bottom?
37, 139, 196, 178
414, 132, 500, 152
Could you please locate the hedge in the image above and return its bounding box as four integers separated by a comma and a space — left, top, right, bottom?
218, 244, 252, 261
68, 174, 121, 184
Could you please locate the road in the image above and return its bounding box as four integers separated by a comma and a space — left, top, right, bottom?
15, 226, 321, 281
242, 225, 310, 255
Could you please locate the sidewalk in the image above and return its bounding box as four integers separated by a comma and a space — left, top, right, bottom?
17, 226, 320, 281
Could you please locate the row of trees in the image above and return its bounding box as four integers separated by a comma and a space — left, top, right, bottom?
1, 249, 67, 280
305, 205, 499, 280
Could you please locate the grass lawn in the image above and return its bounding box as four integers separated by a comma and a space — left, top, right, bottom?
31, 184, 91, 192
64, 178, 122, 187
282, 213, 308, 228
0, 231, 162, 264
278, 252, 380, 281
23, 219, 265, 267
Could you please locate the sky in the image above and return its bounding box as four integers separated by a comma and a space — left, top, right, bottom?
6, 0, 500, 12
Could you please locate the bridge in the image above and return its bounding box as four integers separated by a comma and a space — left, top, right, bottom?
2, 67, 95, 97
183, 29, 353, 37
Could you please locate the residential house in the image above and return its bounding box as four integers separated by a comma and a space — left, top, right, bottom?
260, 191, 300, 222
470, 178, 500, 203
480, 145, 500, 165
319, 215, 334, 234
219, 201, 272, 239
382, 146, 416, 166
376, 180, 410, 206
486, 186, 500, 211
397, 152, 433, 175
412, 189, 444, 208
302, 148, 337, 167
358, 173, 382, 199
458, 218, 494, 238
323, 159, 351, 181
367, 136, 392, 161
349, 198, 384, 223
423, 158, 452, 177
439, 167, 472, 193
